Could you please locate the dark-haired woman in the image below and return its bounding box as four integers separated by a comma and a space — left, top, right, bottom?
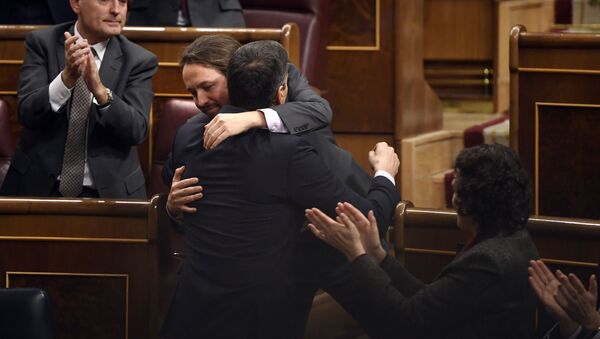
306, 143, 539, 339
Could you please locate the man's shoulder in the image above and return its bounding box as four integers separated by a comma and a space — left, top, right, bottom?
176, 117, 206, 139
26, 22, 72, 42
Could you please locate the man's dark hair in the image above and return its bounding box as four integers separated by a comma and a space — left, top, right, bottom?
179, 35, 242, 75
454, 143, 530, 237
226, 40, 288, 110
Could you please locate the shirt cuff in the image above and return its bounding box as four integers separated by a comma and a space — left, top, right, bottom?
260, 108, 289, 133
374, 170, 396, 186
49, 72, 73, 112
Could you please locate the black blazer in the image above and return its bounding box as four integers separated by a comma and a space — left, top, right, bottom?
160, 105, 399, 339
127, 0, 245, 27
0, 22, 157, 198
349, 228, 540, 339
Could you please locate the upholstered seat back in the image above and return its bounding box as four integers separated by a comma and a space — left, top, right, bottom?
148, 99, 200, 197
240, 0, 330, 89
0, 288, 55, 339
0, 99, 15, 189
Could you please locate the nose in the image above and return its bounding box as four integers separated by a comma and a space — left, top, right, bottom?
194, 91, 208, 109
109, 0, 122, 14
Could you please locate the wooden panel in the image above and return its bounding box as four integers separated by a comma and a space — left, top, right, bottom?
423, 0, 493, 61
0, 197, 161, 339
510, 27, 600, 219
325, 0, 394, 134
494, 0, 554, 114
537, 104, 600, 219
334, 133, 394, 174
401, 130, 462, 208
329, 0, 378, 47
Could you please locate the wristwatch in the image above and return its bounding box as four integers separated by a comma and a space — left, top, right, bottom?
97, 87, 113, 108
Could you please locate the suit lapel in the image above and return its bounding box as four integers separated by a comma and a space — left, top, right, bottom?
99, 36, 123, 92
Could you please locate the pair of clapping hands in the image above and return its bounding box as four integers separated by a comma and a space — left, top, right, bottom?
529, 260, 600, 336
62, 32, 110, 105
306, 202, 387, 263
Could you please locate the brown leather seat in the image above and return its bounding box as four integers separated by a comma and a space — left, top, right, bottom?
240, 0, 330, 89
147, 99, 200, 197
0, 99, 15, 189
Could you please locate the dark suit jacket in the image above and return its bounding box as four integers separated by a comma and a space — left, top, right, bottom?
160, 105, 399, 339
349, 228, 539, 339
0, 22, 157, 198
128, 0, 245, 27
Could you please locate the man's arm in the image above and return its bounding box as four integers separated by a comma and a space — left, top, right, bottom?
203, 63, 332, 149
348, 249, 503, 338
271, 63, 332, 134
288, 140, 399, 232
90, 46, 158, 145
17, 31, 65, 129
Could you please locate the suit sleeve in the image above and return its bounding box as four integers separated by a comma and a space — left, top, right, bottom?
271, 64, 332, 135
349, 250, 503, 337
93, 51, 158, 146
17, 32, 62, 129
287, 139, 399, 231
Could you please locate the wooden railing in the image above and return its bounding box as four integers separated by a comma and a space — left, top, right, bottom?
393, 201, 600, 284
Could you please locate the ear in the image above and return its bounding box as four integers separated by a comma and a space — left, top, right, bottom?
275, 74, 288, 105
276, 81, 287, 105
70, 0, 80, 14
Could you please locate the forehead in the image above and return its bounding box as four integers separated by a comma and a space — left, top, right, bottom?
182, 63, 224, 83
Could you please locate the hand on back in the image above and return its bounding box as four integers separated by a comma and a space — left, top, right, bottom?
167, 166, 204, 218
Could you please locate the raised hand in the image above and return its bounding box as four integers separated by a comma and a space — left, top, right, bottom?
166, 166, 204, 218
62, 32, 91, 88
203, 111, 266, 149
80, 47, 107, 104
555, 271, 600, 332
368, 142, 400, 177
305, 207, 366, 261
529, 260, 579, 337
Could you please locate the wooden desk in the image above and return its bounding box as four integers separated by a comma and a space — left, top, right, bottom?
0, 196, 161, 339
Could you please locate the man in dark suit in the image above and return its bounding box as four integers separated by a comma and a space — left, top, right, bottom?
127, 0, 245, 27
160, 40, 400, 339
0, 0, 157, 198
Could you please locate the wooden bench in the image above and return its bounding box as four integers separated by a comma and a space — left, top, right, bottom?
0, 196, 163, 339
509, 25, 600, 220
395, 201, 600, 287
